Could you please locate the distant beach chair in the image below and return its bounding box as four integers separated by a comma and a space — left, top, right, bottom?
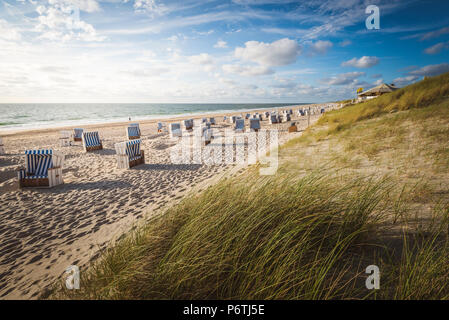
127, 125, 141, 140
321, 108, 325, 114
169, 123, 182, 138
82, 131, 103, 152
245, 113, 251, 119
115, 139, 145, 169
183, 119, 194, 131
288, 122, 298, 133
0, 137, 4, 154
202, 127, 212, 145
265, 111, 270, 119
278, 115, 283, 123
73, 128, 84, 141
18, 150, 64, 188
223, 116, 227, 122
235, 118, 245, 133
230, 116, 237, 124
157, 122, 167, 133
209, 117, 216, 125
202, 118, 207, 123
270, 115, 278, 124
285, 114, 291, 121
249, 118, 261, 132
59, 130, 72, 147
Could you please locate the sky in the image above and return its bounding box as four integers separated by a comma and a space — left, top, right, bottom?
1, 0, 449, 103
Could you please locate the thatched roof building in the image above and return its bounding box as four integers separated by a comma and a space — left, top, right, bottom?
358, 83, 398, 98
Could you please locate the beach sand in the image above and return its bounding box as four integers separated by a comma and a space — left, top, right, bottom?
0, 104, 334, 299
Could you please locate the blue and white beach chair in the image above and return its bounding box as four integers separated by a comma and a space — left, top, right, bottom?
115, 139, 145, 169
270, 115, 278, 124
73, 128, 84, 141
209, 117, 216, 125
235, 118, 245, 133
127, 125, 141, 140
183, 119, 194, 131
82, 131, 103, 152
170, 123, 182, 138
18, 150, 64, 188
249, 118, 261, 132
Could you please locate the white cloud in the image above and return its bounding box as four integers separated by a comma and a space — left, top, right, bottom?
341, 56, 379, 68
424, 42, 449, 55
338, 39, 352, 47
234, 38, 301, 67
393, 75, 419, 87
0, 19, 21, 41
35, 1, 105, 42
222, 64, 274, 76
408, 63, 449, 77
188, 53, 214, 65
214, 40, 228, 48
309, 40, 333, 55
133, 0, 167, 15
321, 71, 365, 86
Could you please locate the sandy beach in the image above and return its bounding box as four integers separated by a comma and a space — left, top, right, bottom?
0, 104, 334, 299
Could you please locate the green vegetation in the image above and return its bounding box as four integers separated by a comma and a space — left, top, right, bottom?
54, 73, 449, 300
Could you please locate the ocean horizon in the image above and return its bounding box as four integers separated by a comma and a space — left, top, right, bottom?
0, 103, 313, 132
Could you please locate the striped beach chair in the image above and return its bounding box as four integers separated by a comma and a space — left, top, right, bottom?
73, 128, 84, 142
0, 137, 4, 154
127, 125, 141, 140
115, 139, 145, 169
235, 118, 245, 133
169, 123, 182, 138
249, 118, 261, 132
82, 131, 103, 152
18, 150, 64, 188
183, 119, 194, 131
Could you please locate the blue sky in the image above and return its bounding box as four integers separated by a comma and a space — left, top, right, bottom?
1, 0, 449, 103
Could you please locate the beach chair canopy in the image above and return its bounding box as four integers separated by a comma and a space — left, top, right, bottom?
235, 119, 245, 130
21, 150, 54, 178
127, 126, 140, 138
74, 128, 83, 139
250, 118, 261, 130
116, 139, 142, 161
129, 123, 139, 128
83, 131, 101, 147
184, 119, 193, 128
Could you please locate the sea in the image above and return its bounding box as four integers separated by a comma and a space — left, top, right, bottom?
0, 103, 310, 132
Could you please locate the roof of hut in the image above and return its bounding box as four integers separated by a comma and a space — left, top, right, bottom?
358, 83, 398, 96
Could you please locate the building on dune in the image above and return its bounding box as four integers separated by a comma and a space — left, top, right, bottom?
357, 83, 399, 102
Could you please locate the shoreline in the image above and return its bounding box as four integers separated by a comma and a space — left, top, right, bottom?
0, 103, 322, 137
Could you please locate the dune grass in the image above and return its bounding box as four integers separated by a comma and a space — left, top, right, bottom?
54, 73, 449, 300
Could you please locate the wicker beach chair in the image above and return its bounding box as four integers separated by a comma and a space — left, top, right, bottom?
288, 122, 298, 133
169, 123, 182, 138
235, 118, 245, 133
127, 125, 141, 140
209, 117, 216, 125
82, 131, 103, 152
0, 137, 4, 154
18, 150, 64, 188
73, 128, 84, 141
115, 139, 145, 169
270, 115, 278, 124
249, 118, 261, 132
183, 119, 194, 131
